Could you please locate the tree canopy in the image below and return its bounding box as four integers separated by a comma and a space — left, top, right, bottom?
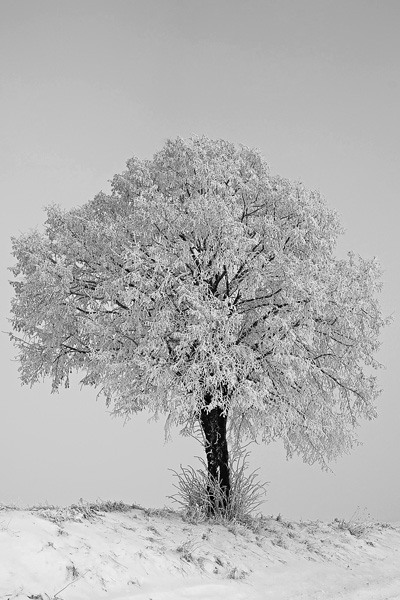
10, 136, 387, 472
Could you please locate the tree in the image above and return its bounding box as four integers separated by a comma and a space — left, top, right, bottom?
9, 136, 387, 514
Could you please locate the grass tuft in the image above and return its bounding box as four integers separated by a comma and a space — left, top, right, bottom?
168, 444, 268, 525
334, 507, 375, 537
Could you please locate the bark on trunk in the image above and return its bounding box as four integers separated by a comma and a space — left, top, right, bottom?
200, 393, 230, 515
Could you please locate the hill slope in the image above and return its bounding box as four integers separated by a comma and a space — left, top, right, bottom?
1, 502, 399, 600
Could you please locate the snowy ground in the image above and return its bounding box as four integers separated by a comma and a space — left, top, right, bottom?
1, 501, 399, 600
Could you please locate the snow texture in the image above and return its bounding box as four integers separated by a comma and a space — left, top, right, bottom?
1, 503, 399, 599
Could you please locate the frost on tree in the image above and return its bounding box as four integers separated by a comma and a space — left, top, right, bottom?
10, 136, 387, 513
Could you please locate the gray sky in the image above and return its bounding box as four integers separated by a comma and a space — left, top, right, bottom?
1, 0, 399, 522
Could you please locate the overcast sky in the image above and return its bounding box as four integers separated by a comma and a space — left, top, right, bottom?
1, 0, 399, 523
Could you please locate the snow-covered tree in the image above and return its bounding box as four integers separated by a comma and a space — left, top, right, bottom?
10, 136, 387, 513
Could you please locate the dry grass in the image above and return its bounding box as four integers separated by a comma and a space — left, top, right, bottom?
1, 499, 142, 524
334, 507, 375, 537
168, 444, 268, 525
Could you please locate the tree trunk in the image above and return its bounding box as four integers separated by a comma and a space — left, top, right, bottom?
199, 393, 230, 515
